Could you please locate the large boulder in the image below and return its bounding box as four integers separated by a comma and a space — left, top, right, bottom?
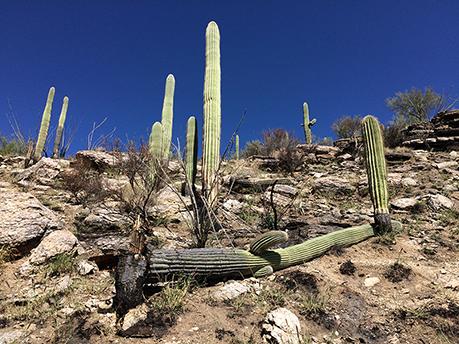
13, 157, 70, 186
0, 182, 62, 253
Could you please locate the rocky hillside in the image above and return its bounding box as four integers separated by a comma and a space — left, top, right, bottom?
0, 145, 458, 344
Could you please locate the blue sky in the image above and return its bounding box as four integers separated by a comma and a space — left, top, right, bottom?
1, 1, 458, 154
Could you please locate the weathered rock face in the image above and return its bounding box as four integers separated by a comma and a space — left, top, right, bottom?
13, 157, 70, 186
75, 150, 124, 171
402, 110, 459, 150
0, 182, 62, 253
75, 202, 132, 255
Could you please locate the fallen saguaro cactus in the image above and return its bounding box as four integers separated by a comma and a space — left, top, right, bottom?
114, 221, 400, 315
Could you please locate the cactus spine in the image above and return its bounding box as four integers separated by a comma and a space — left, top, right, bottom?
202, 21, 221, 204
161, 74, 175, 159
185, 116, 198, 189
149, 122, 163, 160
361, 115, 392, 234
235, 134, 239, 160
302, 102, 316, 144
52, 96, 69, 158
34, 87, 55, 161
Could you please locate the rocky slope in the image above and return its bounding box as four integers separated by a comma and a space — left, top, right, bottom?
0, 147, 458, 344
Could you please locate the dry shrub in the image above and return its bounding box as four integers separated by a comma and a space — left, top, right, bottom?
332, 115, 362, 139
61, 160, 109, 206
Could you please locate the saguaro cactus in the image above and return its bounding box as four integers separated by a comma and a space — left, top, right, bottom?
235, 134, 239, 160
149, 122, 163, 160
202, 21, 221, 204
185, 116, 198, 189
52, 96, 69, 158
361, 115, 392, 234
161, 74, 175, 159
302, 102, 316, 144
34, 87, 55, 161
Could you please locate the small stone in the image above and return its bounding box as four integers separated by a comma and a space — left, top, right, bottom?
212, 281, 250, 301
364, 277, 380, 287
391, 198, 417, 210
436, 161, 458, 169
440, 269, 447, 274
445, 279, 459, 290
427, 194, 454, 210
401, 177, 417, 187
262, 308, 301, 344
76, 260, 98, 275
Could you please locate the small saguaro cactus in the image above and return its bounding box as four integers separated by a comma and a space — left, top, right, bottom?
34, 86, 55, 162
185, 116, 198, 189
161, 74, 175, 159
235, 134, 239, 160
149, 121, 163, 160
302, 102, 316, 144
202, 21, 221, 205
361, 115, 392, 234
52, 96, 69, 158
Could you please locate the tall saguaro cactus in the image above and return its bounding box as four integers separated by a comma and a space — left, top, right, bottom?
52, 96, 69, 158
302, 102, 316, 144
161, 74, 175, 159
361, 115, 392, 234
202, 21, 221, 204
34, 87, 55, 162
185, 116, 198, 189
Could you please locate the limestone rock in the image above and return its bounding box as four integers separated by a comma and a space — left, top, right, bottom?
262, 307, 301, 344
313, 176, 355, 195
29, 230, 78, 264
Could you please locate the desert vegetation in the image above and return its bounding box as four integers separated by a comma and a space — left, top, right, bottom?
0, 16, 458, 344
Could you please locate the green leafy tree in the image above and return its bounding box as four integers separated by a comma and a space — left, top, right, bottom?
386, 87, 445, 125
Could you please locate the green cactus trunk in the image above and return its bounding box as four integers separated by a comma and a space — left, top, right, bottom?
149, 122, 163, 160
34, 87, 55, 162
185, 116, 198, 189
52, 96, 69, 158
202, 21, 221, 205
302, 102, 316, 144
144, 222, 387, 280
361, 115, 392, 234
161, 74, 175, 160
235, 134, 239, 160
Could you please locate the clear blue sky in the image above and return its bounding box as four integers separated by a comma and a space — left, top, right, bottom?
1, 1, 458, 154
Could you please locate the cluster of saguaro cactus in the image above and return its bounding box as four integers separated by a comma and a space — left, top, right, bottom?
302, 102, 317, 144
33, 87, 70, 162
52, 96, 69, 158
361, 115, 392, 234
161, 74, 175, 159
185, 116, 198, 189
202, 21, 221, 205
33, 87, 55, 161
